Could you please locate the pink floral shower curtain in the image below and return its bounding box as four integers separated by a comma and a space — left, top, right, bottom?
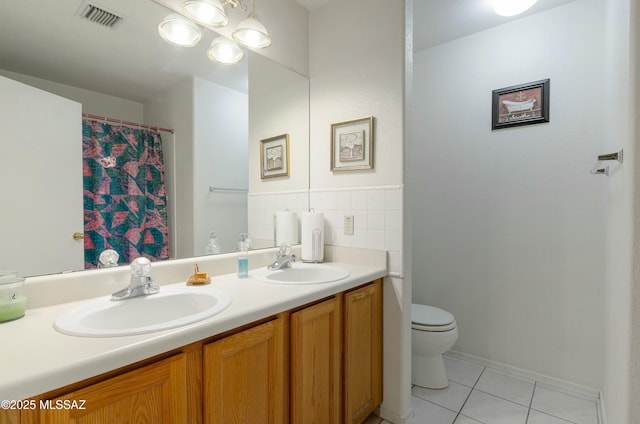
82, 119, 169, 268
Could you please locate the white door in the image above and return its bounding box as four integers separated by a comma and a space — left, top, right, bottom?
0, 76, 84, 276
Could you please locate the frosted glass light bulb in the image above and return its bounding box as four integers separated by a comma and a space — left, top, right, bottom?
182, 0, 228, 26
158, 13, 202, 47
207, 37, 244, 64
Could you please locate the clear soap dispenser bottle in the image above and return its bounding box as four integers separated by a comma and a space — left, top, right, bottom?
205, 231, 221, 255
237, 233, 250, 278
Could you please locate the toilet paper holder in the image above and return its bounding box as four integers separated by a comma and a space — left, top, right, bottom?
591, 149, 622, 176
597, 149, 623, 162
590, 166, 609, 176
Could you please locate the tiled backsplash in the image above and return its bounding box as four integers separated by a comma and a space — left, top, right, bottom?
248, 185, 403, 275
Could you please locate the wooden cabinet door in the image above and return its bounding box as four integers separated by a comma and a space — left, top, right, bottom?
344, 280, 383, 424
203, 317, 285, 424
290, 296, 342, 424
38, 354, 188, 424
0, 410, 19, 424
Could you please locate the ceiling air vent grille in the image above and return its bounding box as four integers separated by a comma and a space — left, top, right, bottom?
79, 3, 124, 28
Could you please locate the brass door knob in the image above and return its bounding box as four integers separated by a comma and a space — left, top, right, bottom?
72, 232, 84, 241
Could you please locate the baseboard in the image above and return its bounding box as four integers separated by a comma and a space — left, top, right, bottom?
445, 350, 601, 402
378, 404, 414, 424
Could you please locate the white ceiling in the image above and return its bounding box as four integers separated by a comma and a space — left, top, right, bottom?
294, 0, 576, 51
413, 0, 576, 52
0, 0, 249, 102
0, 0, 575, 102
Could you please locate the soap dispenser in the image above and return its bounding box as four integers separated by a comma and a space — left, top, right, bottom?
205, 231, 221, 255
0, 271, 26, 322
237, 233, 250, 278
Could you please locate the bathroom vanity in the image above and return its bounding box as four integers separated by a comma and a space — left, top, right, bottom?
0, 247, 386, 424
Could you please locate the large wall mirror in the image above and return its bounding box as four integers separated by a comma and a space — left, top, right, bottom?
0, 0, 310, 277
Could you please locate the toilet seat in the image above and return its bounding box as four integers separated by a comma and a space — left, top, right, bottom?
412, 304, 456, 332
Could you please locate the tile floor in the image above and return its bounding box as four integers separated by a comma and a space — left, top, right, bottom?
408, 355, 600, 424
365, 355, 599, 424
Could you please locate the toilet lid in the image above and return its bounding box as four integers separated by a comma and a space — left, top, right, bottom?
412, 304, 455, 328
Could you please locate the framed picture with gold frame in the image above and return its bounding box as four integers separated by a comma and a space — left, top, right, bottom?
331, 116, 374, 172
260, 133, 290, 179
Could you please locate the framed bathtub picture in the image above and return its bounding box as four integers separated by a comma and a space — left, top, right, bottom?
260, 133, 290, 179
331, 116, 374, 172
492, 79, 550, 130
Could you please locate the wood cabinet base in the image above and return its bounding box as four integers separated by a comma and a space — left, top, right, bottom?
15, 279, 383, 424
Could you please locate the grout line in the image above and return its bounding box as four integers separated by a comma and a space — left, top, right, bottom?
472, 386, 534, 409
473, 366, 487, 388
525, 381, 537, 424
529, 408, 582, 424
452, 367, 487, 424
412, 396, 460, 415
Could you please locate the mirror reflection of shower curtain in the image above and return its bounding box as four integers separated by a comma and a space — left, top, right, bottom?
82, 119, 169, 268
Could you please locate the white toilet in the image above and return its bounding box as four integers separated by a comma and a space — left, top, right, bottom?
411, 303, 458, 389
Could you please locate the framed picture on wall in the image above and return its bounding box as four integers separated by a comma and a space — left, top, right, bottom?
260, 133, 290, 179
331, 116, 375, 172
491, 79, 550, 130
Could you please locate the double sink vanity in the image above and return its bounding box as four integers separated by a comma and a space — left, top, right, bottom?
0, 246, 387, 424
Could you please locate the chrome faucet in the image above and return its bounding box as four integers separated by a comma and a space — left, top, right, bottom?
268, 243, 296, 270
111, 257, 159, 300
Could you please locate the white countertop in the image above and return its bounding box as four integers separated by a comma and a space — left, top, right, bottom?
0, 256, 386, 401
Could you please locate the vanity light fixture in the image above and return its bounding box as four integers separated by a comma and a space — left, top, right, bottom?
181, 0, 228, 27
158, 13, 202, 47
492, 0, 538, 16
207, 36, 245, 64
157, 0, 270, 64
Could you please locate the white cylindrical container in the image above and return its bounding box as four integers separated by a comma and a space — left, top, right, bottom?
301, 211, 324, 262
275, 211, 298, 246
0, 272, 26, 322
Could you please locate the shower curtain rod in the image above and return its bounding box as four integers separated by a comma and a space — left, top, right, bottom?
82, 113, 175, 134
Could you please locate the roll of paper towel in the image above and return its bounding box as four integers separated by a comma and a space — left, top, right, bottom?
301, 211, 324, 262
275, 211, 298, 246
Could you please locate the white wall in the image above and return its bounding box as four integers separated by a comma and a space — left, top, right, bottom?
602, 0, 638, 420
0, 70, 143, 121
309, 1, 404, 190
145, 79, 195, 259
411, 0, 606, 389
631, 0, 640, 415
248, 53, 310, 194
193, 78, 248, 255
247, 52, 310, 247
309, 0, 411, 422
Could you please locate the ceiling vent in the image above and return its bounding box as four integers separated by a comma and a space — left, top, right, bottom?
78, 2, 124, 28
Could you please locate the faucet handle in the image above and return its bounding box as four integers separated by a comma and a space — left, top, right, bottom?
131, 257, 152, 277
98, 249, 120, 268
277, 242, 291, 256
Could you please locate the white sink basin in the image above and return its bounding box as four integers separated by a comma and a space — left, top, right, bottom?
54, 286, 231, 337
253, 262, 350, 285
